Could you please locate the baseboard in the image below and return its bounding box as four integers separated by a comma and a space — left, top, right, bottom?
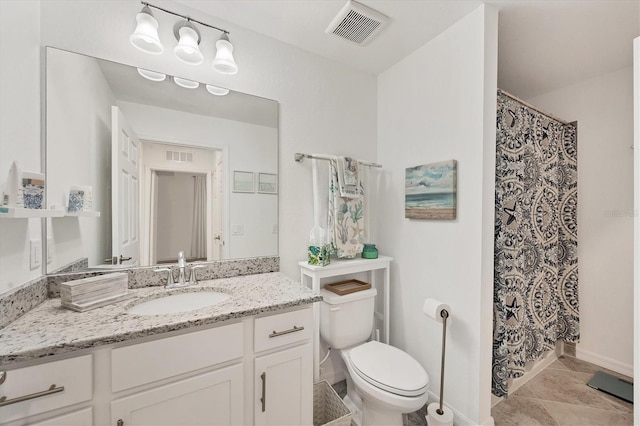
490, 349, 559, 408
426, 391, 492, 426
508, 350, 558, 395
575, 347, 634, 378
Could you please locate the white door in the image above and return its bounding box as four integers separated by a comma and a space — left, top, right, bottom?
254, 344, 313, 426
111, 364, 244, 425
212, 153, 224, 260
111, 106, 140, 266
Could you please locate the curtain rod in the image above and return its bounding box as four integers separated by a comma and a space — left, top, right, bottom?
498, 89, 571, 125
295, 153, 382, 168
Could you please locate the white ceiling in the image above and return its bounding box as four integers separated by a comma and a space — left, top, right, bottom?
178, 0, 639, 99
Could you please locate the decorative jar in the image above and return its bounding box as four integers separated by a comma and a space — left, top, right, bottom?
361, 244, 378, 259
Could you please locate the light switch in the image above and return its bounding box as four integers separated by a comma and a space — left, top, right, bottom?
232, 225, 244, 235
30, 239, 42, 270
272, 224, 278, 234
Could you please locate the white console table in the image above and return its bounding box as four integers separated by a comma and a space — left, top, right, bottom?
299, 255, 392, 380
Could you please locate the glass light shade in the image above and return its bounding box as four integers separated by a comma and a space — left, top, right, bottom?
130, 8, 164, 55
173, 77, 200, 89
137, 68, 166, 82
206, 84, 230, 96
174, 25, 204, 65
212, 35, 238, 75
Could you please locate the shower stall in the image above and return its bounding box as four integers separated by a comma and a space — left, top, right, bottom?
492, 90, 580, 397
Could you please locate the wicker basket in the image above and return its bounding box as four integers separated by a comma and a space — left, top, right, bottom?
313, 381, 352, 426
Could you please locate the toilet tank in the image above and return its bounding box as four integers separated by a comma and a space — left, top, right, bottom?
319, 287, 377, 349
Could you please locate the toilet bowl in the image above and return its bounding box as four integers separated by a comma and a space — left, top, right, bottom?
320, 288, 429, 426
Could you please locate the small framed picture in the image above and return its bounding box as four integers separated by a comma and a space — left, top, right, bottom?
232, 171, 254, 193
258, 173, 277, 194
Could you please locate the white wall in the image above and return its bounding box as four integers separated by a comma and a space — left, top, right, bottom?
376, 5, 498, 425
527, 67, 635, 376
0, 0, 42, 293
0, 0, 377, 294
46, 48, 115, 272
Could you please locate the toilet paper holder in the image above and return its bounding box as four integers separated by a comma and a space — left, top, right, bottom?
436, 308, 449, 415
423, 299, 452, 421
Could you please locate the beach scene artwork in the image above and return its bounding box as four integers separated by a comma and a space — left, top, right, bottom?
405, 160, 457, 220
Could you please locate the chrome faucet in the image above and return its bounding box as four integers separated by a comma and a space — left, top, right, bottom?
154, 251, 206, 289
177, 251, 187, 285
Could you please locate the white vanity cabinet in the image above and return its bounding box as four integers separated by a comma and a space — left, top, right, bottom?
110, 323, 245, 426
1, 305, 315, 426
110, 364, 244, 426
253, 309, 313, 426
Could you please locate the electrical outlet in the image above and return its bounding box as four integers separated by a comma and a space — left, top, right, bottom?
47, 237, 53, 264
30, 239, 42, 270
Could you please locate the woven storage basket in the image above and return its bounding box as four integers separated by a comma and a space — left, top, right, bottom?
313, 380, 352, 426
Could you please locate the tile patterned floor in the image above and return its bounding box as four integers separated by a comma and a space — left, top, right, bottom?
492, 355, 634, 426
332, 354, 634, 426
333, 355, 633, 426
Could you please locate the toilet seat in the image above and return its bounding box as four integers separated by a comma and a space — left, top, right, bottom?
348, 341, 429, 397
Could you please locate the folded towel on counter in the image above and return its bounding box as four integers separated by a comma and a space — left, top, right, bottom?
328, 158, 364, 259
336, 156, 361, 199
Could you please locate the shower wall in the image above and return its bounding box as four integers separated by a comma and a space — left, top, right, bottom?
528, 66, 635, 377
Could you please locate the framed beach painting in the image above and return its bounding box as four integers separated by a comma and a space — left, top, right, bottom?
405, 160, 457, 220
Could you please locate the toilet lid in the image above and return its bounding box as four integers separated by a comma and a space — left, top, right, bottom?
348, 341, 429, 397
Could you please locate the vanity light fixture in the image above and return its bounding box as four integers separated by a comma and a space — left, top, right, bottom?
130, 5, 164, 54
212, 33, 238, 75
206, 84, 230, 96
173, 77, 200, 89
174, 21, 204, 65
137, 68, 166, 81
130, 2, 239, 75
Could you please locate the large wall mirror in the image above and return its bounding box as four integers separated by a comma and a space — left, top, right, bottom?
45, 47, 278, 274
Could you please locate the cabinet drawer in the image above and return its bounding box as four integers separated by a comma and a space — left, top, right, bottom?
32, 407, 93, 426
0, 355, 92, 424
254, 308, 312, 353
112, 322, 243, 392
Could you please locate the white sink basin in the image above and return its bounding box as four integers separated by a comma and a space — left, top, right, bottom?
128, 291, 230, 315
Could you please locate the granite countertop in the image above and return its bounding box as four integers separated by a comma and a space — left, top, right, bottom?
0, 272, 321, 365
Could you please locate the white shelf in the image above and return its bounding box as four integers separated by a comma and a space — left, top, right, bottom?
65, 211, 101, 217
0, 207, 66, 218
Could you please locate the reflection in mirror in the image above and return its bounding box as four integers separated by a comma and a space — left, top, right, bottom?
45, 47, 278, 274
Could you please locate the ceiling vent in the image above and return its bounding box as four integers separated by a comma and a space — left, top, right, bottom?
325, 0, 389, 46
166, 150, 193, 163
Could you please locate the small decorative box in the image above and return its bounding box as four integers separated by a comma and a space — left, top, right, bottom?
308, 244, 330, 266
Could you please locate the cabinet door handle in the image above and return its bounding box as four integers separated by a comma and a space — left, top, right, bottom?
0, 384, 64, 407
269, 325, 304, 338
260, 372, 266, 412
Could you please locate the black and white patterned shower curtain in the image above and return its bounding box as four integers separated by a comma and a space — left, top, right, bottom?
492, 91, 579, 398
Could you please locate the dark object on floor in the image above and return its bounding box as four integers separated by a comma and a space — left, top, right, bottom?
587, 371, 633, 403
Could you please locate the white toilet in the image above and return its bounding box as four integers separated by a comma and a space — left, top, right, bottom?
320, 288, 429, 426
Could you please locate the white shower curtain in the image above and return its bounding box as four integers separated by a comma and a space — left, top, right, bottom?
190, 175, 206, 259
